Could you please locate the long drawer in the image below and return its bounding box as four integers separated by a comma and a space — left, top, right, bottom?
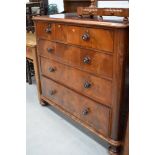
38, 40, 113, 79
41, 58, 112, 106
36, 22, 114, 52
40, 57, 112, 107
41, 76, 110, 137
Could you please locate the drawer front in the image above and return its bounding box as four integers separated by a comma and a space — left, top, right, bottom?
40, 58, 112, 106
38, 40, 113, 79
55, 23, 67, 42
36, 22, 55, 40
36, 23, 114, 52
66, 25, 114, 52
38, 40, 56, 56
41, 76, 110, 136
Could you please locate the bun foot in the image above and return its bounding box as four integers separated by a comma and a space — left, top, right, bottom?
109, 145, 120, 155
40, 99, 48, 106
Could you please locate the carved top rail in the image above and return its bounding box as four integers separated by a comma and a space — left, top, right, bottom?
77, 0, 129, 22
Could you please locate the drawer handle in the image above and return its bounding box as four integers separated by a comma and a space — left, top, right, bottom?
83, 56, 91, 64
47, 48, 54, 53
82, 33, 90, 41
49, 90, 56, 96
45, 27, 51, 33
48, 67, 56, 72
82, 108, 89, 116
84, 82, 91, 88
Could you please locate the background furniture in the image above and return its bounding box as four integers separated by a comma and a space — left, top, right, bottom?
26, 0, 48, 32
26, 58, 35, 84
63, 0, 129, 13
64, 0, 91, 12
33, 13, 129, 155
26, 32, 41, 100
48, 4, 58, 14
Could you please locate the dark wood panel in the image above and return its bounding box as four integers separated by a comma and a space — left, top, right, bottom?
64, 0, 91, 13
40, 57, 112, 106
41, 76, 111, 137
111, 28, 129, 141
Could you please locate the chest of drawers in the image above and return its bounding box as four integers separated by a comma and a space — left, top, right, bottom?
33, 13, 129, 155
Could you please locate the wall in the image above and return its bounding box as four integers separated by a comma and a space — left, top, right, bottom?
98, 1, 129, 8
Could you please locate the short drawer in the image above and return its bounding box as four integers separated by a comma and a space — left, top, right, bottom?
37, 39, 56, 56
38, 40, 113, 79
41, 76, 110, 137
40, 57, 112, 107
66, 25, 114, 52
36, 22, 55, 40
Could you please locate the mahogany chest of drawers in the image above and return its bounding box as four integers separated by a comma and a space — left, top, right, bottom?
33, 13, 129, 155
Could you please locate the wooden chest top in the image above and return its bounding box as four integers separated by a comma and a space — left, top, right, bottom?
33, 13, 129, 28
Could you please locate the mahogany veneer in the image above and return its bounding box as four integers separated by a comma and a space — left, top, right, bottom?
33, 13, 129, 155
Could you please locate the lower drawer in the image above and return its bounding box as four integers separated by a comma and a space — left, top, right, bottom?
41, 76, 111, 137
40, 57, 112, 106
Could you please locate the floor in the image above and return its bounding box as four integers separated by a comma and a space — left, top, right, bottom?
26, 81, 109, 155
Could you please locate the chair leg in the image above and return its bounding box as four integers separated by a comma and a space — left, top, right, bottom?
26, 60, 29, 83
27, 60, 32, 85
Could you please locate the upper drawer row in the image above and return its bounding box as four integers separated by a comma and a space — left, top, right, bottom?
36, 22, 114, 53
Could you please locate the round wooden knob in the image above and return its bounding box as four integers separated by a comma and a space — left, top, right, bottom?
47, 48, 53, 53
82, 108, 89, 116
82, 33, 90, 41
84, 82, 91, 88
49, 90, 56, 96
48, 67, 56, 72
45, 27, 51, 33
83, 57, 91, 64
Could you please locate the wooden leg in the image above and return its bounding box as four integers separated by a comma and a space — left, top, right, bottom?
26, 60, 29, 83
109, 145, 120, 155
